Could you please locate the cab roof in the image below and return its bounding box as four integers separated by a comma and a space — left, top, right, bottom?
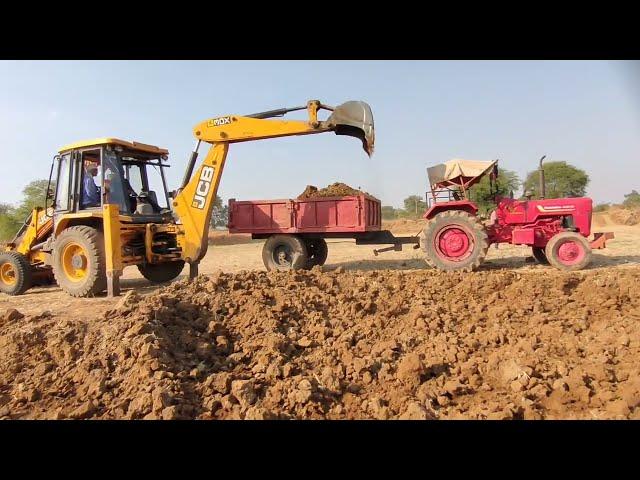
58, 138, 169, 155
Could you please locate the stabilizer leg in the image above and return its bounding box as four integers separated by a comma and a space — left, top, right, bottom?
189, 262, 199, 281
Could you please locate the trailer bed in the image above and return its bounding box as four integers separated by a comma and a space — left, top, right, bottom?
228, 194, 382, 235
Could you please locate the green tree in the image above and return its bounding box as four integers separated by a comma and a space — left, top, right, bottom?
0, 203, 21, 242
623, 190, 640, 208
522, 161, 589, 199
0, 179, 55, 242
593, 203, 611, 212
210, 195, 229, 228
13, 179, 51, 222
402, 195, 427, 218
381, 205, 398, 220
470, 168, 520, 214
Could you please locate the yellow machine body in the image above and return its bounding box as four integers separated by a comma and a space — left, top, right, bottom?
1, 100, 374, 297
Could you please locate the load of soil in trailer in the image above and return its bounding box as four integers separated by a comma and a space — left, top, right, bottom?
298, 182, 375, 200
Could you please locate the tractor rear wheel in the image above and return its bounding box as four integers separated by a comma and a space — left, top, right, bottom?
420, 210, 489, 272
53, 226, 107, 297
0, 251, 33, 295
304, 238, 328, 269
545, 232, 592, 271
532, 246, 549, 265
262, 235, 308, 271
138, 260, 185, 283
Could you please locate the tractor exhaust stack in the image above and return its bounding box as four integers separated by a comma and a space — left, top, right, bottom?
539, 155, 546, 199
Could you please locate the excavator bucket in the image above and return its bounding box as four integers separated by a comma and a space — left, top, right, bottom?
327, 101, 375, 156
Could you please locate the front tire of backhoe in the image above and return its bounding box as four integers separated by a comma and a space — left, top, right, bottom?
137, 261, 185, 284
53, 226, 107, 298
0, 251, 33, 296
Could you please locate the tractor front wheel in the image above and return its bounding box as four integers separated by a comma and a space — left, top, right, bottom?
53, 226, 107, 297
420, 210, 489, 272
0, 251, 33, 295
545, 232, 592, 271
138, 261, 185, 283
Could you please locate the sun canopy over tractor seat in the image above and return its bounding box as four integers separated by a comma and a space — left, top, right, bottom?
427, 159, 498, 190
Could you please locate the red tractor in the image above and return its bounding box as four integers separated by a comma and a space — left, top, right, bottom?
420, 157, 614, 272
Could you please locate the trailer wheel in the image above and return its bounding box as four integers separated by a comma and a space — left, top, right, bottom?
532, 246, 549, 265
420, 210, 489, 272
304, 238, 328, 268
0, 251, 33, 295
545, 232, 592, 271
138, 260, 185, 283
262, 235, 308, 271
53, 226, 107, 297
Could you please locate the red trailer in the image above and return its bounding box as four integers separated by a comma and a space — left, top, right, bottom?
228, 194, 419, 270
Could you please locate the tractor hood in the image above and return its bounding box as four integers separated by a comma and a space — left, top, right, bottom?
326, 101, 375, 157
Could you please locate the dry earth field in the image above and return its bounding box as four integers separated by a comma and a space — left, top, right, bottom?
1, 213, 639, 419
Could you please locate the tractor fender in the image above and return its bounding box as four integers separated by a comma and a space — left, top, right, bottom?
423, 201, 479, 220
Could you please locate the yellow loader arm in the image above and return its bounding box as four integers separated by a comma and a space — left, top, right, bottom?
5, 207, 53, 258
172, 99, 375, 276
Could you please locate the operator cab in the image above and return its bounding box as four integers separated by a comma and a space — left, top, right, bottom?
52, 138, 173, 223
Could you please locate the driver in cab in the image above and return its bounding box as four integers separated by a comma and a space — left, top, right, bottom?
81, 160, 101, 209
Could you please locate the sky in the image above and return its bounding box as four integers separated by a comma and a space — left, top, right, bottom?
0, 60, 638, 208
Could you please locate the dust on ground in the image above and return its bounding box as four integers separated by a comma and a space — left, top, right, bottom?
596, 207, 640, 227
208, 230, 252, 246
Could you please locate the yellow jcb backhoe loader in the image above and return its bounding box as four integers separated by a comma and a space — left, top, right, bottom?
0, 100, 374, 298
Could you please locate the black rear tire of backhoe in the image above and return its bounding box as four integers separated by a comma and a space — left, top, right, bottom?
138, 261, 185, 283
0, 251, 33, 296
262, 235, 309, 271
304, 238, 328, 269
52, 226, 107, 298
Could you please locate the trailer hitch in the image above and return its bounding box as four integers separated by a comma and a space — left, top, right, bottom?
373, 242, 421, 256
373, 244, 402, 256
591, 231, 615, 249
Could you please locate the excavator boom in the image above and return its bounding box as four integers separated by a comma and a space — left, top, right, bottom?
192, 99, 374, 155
173, 99, 375, 273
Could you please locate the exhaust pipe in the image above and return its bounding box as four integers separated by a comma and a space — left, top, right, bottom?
326, 101, 375, 157
538, 155, 546, 199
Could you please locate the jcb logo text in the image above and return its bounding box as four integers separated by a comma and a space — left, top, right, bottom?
192, 166, 215, 209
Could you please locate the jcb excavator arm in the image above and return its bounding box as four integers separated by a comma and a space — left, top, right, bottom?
172, 99, 375, 277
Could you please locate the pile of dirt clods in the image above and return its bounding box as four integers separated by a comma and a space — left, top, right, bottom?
298, 182, 371, 199
1, 266, 639, 420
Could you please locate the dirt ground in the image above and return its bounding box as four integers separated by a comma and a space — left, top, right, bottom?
1, 214, 639, 419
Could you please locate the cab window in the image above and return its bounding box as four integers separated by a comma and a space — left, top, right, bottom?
54, 153, 72, 211
79, 149, 102, 210
102, 150, 129, 214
